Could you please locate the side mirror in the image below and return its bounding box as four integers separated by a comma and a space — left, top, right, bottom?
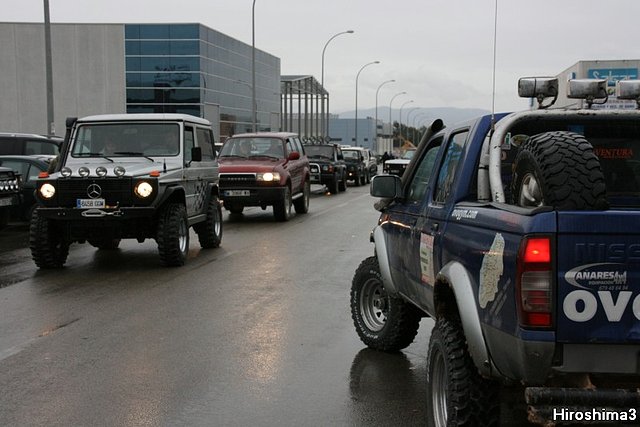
337, 154, 344, 161
370, 174, 402, 199
288, 151, 300, 161
191, 146, 202, 162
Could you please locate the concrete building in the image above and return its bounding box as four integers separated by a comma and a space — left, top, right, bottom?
328, 117, 377, 150
555, 59, 639, 110
0, 22, 281, 142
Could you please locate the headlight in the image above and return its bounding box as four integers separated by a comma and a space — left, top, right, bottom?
96, 166, 107, 177
257, 172, 280, 182
78, 166, 90, 177
134, 181, 154, 198
39, 183, 56, 199
60, 167, 72, 177
114, 166, 126, 177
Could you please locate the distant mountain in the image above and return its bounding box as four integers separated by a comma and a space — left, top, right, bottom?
334, 106, 491, 127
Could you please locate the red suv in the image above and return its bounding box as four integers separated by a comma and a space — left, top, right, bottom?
218, 132, 310, 221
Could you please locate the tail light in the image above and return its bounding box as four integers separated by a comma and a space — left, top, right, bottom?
516, 236, 553, 328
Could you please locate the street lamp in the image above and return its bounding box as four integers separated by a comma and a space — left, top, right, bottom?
251, 0, 257, 132
375, 79, 395, 153
354, 60, 380, 146
399, 100, 414, 143
44, 0, 54, 135
389, 91, 406, 152
321, 30, 354, 140
405, 107, 420, 143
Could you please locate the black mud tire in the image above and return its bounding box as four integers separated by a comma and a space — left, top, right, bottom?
359, 172, 366, 186
350, 256, 421, 351
0, 208, 9, 230
327, 176, 339, 194
338, 174, 347, 192
511, 131, 607, 210
293, 180, 310, 214
88, 238, 121, 250
29, 210, 69, 269
273, 186, 292, 221
157, 203, 189, 267
426, 318, 500, 427
195, 196, 223, 249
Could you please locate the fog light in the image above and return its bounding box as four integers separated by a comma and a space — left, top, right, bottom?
96, 166, 107, 177
114, 166, 126, 177
60, 167, 72, 177
78, 166, 90, 177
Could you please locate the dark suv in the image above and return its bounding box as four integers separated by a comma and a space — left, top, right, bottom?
304, 143, 347, 194
218, 132, 310, 221
342, 146, 377, 185
0, 133, 63, 156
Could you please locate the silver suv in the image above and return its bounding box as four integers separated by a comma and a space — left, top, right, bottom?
31, 114, 222, 268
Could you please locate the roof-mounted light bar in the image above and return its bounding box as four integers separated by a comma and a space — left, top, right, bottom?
567, 79, 608, 109
518, 77, 558, 109
616, 80, 640, 109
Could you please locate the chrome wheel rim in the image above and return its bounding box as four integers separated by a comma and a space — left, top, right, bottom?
359, 278, 388, 332
178, 216, 188, 254
519, 173, 544, 207
431, 349, 448, 426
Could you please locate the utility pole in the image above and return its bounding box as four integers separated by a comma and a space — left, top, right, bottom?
44, 0, 55, 134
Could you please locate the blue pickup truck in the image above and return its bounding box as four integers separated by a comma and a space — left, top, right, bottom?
351, 77, 640, 426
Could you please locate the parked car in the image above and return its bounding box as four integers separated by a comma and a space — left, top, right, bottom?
218, 132, 310, 221
304, 143, 347, 194
342, 146, 377, 185
0, 133, 63, 156
0, 155, 54, 221
0, 166, 21, 229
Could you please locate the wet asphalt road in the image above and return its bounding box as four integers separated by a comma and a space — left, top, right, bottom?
0, 183, 434, 427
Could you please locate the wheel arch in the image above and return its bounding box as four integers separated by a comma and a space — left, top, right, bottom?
157, 186, 186, 208
372, 225, 399, 294
435, 261, 494, 377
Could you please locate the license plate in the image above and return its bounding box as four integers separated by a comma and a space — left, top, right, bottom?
224, 190, 250, 197
77, 198, 105, 209
0, 197, 13, 207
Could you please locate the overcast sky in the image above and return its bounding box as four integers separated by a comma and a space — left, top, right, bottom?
6, 0, 640, 116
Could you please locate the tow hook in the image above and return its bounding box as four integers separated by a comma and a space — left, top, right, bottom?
81, 209, 123, 217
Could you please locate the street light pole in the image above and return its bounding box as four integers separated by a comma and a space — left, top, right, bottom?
321, 30, 354, 141
398, 100, 413, 144
251, 0, 257, 132
375, 79, 394, 153
44, 0, 55, 135
389, 91, 406, 153
405, 107, 420, 143
354, 60, 379, 147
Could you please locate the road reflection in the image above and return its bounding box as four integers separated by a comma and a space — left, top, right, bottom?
348, 347, 427, 423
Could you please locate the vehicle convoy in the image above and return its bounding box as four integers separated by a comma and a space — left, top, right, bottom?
0, 166, 21, 229
31, 113, 222, 268
304, 143, 347, 194
217, 132, 310, 221
0, 155, 54, 221
342, 146, 377, 185
351, 77, 640, 426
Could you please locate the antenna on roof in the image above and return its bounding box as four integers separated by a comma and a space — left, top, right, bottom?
490, 0, 498, 132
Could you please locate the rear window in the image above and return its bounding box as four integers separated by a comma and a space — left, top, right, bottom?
0, 137, 59, 155
506, 117, 640, 207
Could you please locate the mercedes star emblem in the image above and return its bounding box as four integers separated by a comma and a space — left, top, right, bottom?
87, 183, 102, 199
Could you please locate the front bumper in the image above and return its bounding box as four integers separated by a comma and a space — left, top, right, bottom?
219, 186, 286, 207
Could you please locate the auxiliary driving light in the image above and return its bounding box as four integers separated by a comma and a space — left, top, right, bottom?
114, 166, 126, 177
78, 166, 90, 177
96, 166, 108, 177
60, 167, 72, 177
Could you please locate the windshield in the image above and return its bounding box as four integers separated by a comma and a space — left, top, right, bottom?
71, 123, 180, 158
402, 149, 416, 160
305, 145, 334, 159
342, 150, 361, 160
220, 137, 284, 159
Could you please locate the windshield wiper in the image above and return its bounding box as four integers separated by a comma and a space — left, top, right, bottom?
220, 154, 247, 158
249, 154, 280, 160
74, 152, 114, 162
113, 152, 154, 162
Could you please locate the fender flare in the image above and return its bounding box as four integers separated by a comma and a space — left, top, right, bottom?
372, 225, 399, 295
437, 261, 493, 377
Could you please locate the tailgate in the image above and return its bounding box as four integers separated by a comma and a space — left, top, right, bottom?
556, 211, 640, 343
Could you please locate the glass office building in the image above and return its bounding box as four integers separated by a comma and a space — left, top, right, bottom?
124, 24, 281, 139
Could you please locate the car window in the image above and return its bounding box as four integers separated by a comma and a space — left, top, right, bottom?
196, 127, 215, 160
0, 138, 21, 155
71, 123, 180, 157
286, 139, 295, 156
434, 131, 468, 204
406, 137, 443, 203
25, 140, 58, 155
0, 159, 30, 178
184, 126, 195, 163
